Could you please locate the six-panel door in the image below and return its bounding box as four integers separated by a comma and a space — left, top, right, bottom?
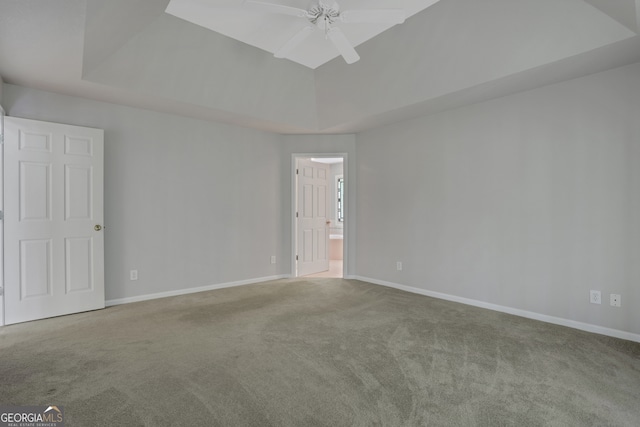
4, 117, 104, 324
296, 158, 330, 277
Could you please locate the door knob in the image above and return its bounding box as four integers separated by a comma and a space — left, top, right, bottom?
94, 225, 102, 231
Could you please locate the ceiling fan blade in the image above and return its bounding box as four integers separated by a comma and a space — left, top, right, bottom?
243, 0, 308, 18
275, 26, 316, 58
340, 9, 405, 24
327, 27, 360, 64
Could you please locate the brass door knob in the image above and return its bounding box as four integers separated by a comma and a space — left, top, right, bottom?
94, 225, 102, 231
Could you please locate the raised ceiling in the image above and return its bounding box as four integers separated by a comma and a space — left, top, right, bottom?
0, 0, 639, 134
165, 0, 443, 69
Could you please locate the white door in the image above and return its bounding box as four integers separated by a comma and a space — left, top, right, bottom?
4, 117, 104, 325
296, 159, 330, 276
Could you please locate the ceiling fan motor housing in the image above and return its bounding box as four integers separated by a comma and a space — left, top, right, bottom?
307, 1, 340, 29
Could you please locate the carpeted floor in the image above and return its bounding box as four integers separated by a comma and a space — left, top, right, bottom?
1, 278, 639, 426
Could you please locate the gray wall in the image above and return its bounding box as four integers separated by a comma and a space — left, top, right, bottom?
4, 60, 639, 337
3, 84, 285, 301
356, 62, 640, 335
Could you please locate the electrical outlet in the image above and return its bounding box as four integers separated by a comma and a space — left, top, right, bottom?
610, 294, 621, 307
396, 261, 402, 271
130, 270, 138, 281
270, 256, 276, 264
589, 290, 601, 305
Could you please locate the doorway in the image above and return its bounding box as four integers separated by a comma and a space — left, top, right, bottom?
293, 154, 346, 278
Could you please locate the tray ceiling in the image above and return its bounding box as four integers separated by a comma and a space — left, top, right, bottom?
0, 0, 639, 134
165, 0, 443, 69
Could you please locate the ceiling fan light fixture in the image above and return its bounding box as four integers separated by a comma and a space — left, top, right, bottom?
244, 0, 407, 65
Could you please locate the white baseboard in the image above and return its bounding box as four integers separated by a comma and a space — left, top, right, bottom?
353, 276, 640, 344
105, 275, 287, 307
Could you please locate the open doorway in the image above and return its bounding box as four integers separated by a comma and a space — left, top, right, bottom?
293, 154, 346, 278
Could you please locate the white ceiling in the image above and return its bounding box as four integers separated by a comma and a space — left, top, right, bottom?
165, 0, 443, 69
0, 0, 639, 134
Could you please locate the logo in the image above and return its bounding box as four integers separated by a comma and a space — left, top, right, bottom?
0, 405, 64, 427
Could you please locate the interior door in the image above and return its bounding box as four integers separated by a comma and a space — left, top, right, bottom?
4, 117, 104, 325
296, 158, 330, 276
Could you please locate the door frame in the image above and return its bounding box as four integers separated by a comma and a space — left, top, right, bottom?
0, 107, 5, 326
291, 153, 348, 278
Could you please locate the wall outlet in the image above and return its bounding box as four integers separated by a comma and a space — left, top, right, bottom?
610, 294, 621, 307
130, 270, 138, 281
270, 255, 276, 264
589, 290, 601, 305
396, 261, 402, 271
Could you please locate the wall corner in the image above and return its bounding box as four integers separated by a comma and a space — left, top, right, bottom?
0, 75, 4, 112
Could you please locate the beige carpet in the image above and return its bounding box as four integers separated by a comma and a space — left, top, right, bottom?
1, 278, 639, 426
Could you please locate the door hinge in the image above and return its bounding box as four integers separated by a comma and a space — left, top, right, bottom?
0, 211, 3, 221
296, 169, 299, 175
296, 255, 299, 261
296, 212, 298, 218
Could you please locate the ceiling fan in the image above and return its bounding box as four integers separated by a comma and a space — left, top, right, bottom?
243, 0, 406, 64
